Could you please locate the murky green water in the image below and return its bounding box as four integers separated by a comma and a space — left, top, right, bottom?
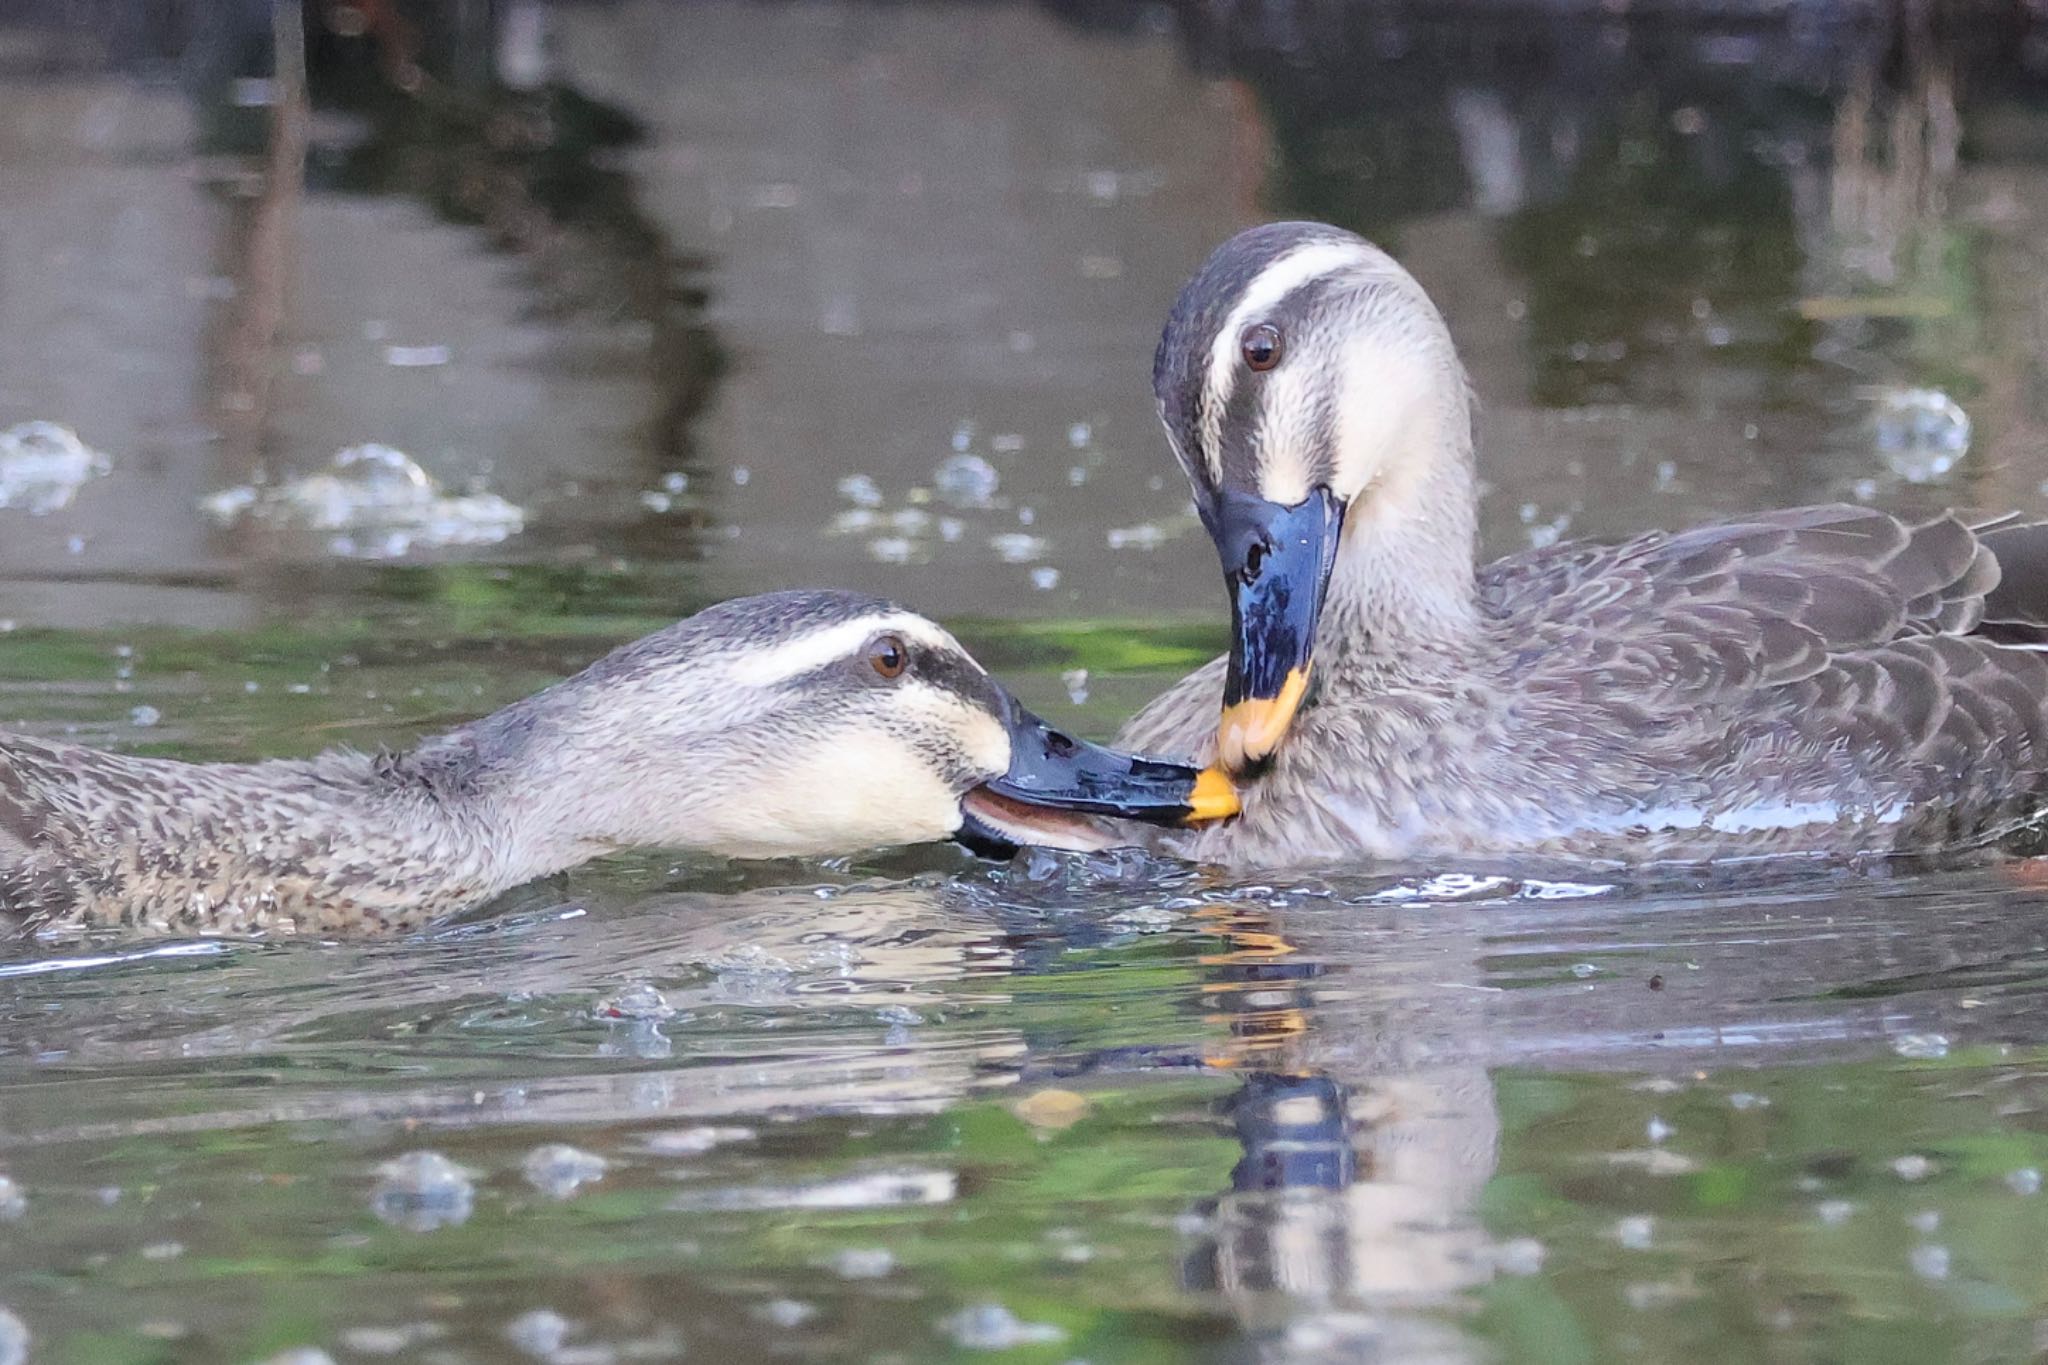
7, 2, 2048, 1361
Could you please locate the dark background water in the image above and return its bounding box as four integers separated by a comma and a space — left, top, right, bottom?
6, 1, 2048, 1361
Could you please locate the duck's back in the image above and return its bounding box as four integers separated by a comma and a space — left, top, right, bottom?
0, 733, 485, 931
1136, 504, 2048, 866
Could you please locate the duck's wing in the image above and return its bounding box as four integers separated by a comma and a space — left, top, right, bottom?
1486, 503, 2048, 780
1489, 502, 2015, 660
0, 740, 54, 863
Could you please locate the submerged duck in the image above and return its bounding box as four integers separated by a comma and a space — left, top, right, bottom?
1121, 221, 2048, 867
1, 590, 1234, 932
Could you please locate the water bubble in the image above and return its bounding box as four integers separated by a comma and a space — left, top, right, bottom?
1892, 1032, 1949, 1060
1816, 1200, 1856, 1225
1908, 1209, 1941, 1233
1061, 669, 1090, 704
1892, 1154, 1936, 1182
597, 984, 673, 1021
0, 422, 110, 515
868, 537, 918, 565
1490, 1238, 1547, 1275
1646, 1117, 1673, 1143
1067, 422, 1093, 448
836, 473, 884, 508
1571, 962, 1599, 979
2007, 1167, 2041, 1196
1728, 1092, 1769, 1111
1029, 566, 1060, 591
1910, 1244, 1951, 1280
1106, 522, 1168, 551
129, 705, 161, 728
830, 1247, 895, 1278
938, 1303, 1065, 1351
1614, 1215, 1655, 1250
755, 1299, 817, 1328
370, 1152, 475, 1231
1873, 387, 1971, 483
934, 453, 999, 507
200, 444, 523, 557
522, 1144, 607, 1199
988, 532, 1046, 563
504, 1309, 573, 1359
640, 1125, 755, 1157
0, 1176, 24, 1220
340, 1324, 444, 1356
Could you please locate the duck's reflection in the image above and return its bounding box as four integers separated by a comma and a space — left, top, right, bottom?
1180, 904, 1497, 1362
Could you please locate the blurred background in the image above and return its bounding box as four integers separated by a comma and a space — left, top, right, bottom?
7, 0, 2048, 641
7, 3, 2048, 1363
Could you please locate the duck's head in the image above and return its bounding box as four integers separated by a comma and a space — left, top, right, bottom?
507, 590, 1237, 862
1153, 222, 1471, 774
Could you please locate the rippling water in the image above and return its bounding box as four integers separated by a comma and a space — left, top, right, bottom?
7, 1, 2048, 1360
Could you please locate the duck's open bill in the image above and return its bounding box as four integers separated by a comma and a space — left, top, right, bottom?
1205, 486, 1346, 773
957, 694, 1241, 856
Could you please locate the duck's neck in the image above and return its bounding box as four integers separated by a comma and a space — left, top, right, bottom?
1320, 376, 1481, 669
402, 675, 740, 895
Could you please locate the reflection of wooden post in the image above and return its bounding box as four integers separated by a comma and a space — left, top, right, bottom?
214, 0, 308, 485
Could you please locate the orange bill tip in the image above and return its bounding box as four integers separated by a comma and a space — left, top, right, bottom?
1216, 664, 1311, 773
1182, 764, 1241, 824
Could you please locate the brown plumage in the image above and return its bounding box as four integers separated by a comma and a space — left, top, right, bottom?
1120, 222, 2048, 868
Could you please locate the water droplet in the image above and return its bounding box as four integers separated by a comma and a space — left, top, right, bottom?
1892, 1154, 1936, 1181
2007, 1167, 2041, 1196
1910, 1244, 1951, 1280
128, 705, 160, 728
1061, 669, 1090, 704
1816, 1199, 1856, 1225
1614, 1214, 1654, 1250
932, 453, 998, 505
1646, 1117, 1673, 1143
1571, 962, 1599, 979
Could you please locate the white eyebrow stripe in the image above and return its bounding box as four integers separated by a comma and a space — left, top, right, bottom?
719, 613, 962, 688
1197, 240, 1373, 481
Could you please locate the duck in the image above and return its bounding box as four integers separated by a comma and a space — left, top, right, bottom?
1119, 220, 2048, 868
0, 589, 1236, 933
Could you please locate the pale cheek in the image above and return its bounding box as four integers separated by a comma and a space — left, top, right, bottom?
717, 740, 965, 859
1332, 343, 1436, 504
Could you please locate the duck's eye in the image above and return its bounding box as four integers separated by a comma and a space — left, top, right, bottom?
867, 634, 910, 679
1240, 323, 1283, 372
